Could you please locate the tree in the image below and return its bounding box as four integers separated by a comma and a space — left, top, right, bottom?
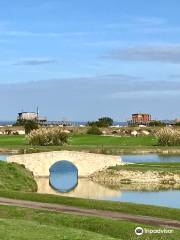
87, 126, 102, 135
24, 120, 39, 134
87, 117, 113, 128
97, 117, 113, 127
149, 120, 165, 127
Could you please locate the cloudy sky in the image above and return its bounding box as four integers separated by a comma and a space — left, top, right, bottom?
0, 0, 180, 121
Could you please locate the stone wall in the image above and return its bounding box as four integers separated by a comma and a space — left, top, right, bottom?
7, 151, 122, 177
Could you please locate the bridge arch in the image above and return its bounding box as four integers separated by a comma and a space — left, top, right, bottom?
49, 160, 78, 192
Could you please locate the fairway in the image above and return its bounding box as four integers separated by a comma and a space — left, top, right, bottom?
0, 134, 178, 155
0, 135, 27, 147
70, 135, 157, 146
0, 135, 157, 149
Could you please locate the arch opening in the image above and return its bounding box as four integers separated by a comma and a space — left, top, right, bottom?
49, 160, 78, 193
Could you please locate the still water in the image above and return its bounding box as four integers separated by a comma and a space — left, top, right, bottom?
35, 177, 180, 208
0, 154, 8, 161
122, 154, 180, 163
2, 153, 180, 208
104, 190, 180, 209
38, 154, 180, 208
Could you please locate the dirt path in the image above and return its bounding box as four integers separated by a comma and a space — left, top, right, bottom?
0, 197, 180, 228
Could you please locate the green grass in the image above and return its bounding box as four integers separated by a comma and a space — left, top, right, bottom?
109, 162, 180, 174
0, 134, 156, 148
0, 135, 27, 148
0, 204, 179, 240
0, 134, 180, 154
0, 161, 37, 192
0, 190, 180, 221
0, 134, 159, 154
0, 218, 115, 240
70, 135, 157, 146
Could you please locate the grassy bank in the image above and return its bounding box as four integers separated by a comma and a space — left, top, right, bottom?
91, 162, 180, 187
0, 204, 179, 240
0, 190, 180, 221
109, 162, 180, 173
0, 161, 37, 192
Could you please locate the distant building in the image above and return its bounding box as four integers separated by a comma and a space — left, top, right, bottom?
130, 113, 151, 125
175, 118, 180, 123
18, 112, 38, 121
17, 108, 47, 124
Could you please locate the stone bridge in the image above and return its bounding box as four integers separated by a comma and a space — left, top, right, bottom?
7, 151, 122, 177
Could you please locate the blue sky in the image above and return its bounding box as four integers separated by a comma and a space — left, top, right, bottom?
1, 0, 180, 121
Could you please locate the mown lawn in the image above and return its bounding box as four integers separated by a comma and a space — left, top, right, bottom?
0, 135, 159, 154
0, 134, 156, 148
109, 162, 180, 174
70, 135, 157, 146
0, 204, 179, 240
0, 135, 27, 148
0, 134, 179, 154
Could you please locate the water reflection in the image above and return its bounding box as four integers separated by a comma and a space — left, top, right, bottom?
36, 177, 121, 199
49, 160, 78, 192
35, 177, 180, 208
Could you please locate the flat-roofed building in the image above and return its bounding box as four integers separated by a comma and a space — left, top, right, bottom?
18, 112, 38, 121
17, 110, 47, 124
131, 113, 151, 125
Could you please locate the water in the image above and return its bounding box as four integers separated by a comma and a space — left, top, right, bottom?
36, 177, 180, 208
3, 153, 180, 208
122, 154, 180, 163
49, 160, 78, 192
0, 154, 8, 161
37, 154, 180, 208
104, 190, 180, 209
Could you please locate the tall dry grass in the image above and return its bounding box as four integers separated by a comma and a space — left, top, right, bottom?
27, 127, 69, 146
156, 127, 180, 146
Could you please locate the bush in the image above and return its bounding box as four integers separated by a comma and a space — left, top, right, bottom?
156, 127, 180, 146
87, 117, 113, 128
149, 120, 165, 127
24, 120, 39, 134
27, 127, 69, 146
87, 126, 102, 135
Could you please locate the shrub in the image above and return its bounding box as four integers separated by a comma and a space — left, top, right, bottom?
156, 127, 180, 146
149, 120, 165, 127
87, 126, 102, 135
27, 127, 69, 146
87, 117, 113, 128
24, 120, 39, 134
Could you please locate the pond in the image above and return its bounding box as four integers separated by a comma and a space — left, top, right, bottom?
121, 154, 180, 163
3, 153, 180, 209
35, 177, 180, 209
0, 154, 9, 161
103, 189, 180, 209
36, 154, 180, 209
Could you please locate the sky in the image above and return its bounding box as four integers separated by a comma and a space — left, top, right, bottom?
0, 0, 180, 121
